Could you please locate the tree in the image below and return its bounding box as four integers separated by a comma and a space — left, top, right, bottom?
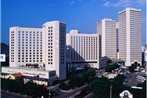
111, 75, 128, 97
90, 76, 129, 98
133, 81, 146, 98
59, 82, 71, 90
22, 81, 48, 98
112, 74, 125, 84
91, 77, 111, 98
105, 63, 119, 72
68, 75, 79, 88
22, 81, 38, 96
128, 62, 138, 72
86, 68, 96, 78
1, 78, 49, 98
107, 59, 112, 64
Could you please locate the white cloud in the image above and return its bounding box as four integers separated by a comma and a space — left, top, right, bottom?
69, 0, 76, 5
103, 0, 146, 8
69, 0, 99, 5
103, 1, 111, 7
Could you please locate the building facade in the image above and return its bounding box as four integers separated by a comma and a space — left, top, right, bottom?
97, 19, 117, 59
144, 45, 147, 66
66, 30, 100, 69
6, 21, 66, 80
9, 27, 43, 68
42, 21, 66, 79
118, 8, 141, 66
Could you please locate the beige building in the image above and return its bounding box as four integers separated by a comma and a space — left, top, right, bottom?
66, 30, 100, 69
97, 19, 117, 59
118, 8, 141, 66
4, 21, 66, 80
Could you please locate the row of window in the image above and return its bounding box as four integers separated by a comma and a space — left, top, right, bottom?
18, 57, 42, 59
11, 31, 15, 61
18, 31, 42, 34
18, 60, 42, 62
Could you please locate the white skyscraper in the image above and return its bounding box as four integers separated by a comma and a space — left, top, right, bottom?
97, 19, 117, 59
144, 45, 147, 66
66, 30, 100, 69
118, 8, 141, 66
3, 21, 66, 80
42, 21, 66, 80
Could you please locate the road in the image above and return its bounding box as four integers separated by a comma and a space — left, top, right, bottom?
1, 91, 29, 98
58, 84, 88, 98
124, 72, 144, 86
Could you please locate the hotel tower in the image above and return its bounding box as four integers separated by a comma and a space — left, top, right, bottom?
118, 8, 141, 66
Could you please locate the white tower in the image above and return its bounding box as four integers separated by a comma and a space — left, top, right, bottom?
42, 21, 66, 80
145, 45, 147, 66
118, 8, 141, 66
97, 18, 117, 59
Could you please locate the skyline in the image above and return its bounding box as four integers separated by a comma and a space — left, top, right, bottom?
1, 0, 146, 45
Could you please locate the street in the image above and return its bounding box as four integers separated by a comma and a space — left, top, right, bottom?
1, 91, 29, 98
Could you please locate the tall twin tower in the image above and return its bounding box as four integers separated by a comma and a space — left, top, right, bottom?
97, 8, 141, 66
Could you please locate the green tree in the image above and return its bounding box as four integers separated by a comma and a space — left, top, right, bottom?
128, 62, 138, 72
68, 75, 79, 88
59, 82, 71, 90
86, 68, 96, 78
91, 77, 111, 98
133, 80, 146, 98
105, 63, 119, 72
111, 75, 128, 97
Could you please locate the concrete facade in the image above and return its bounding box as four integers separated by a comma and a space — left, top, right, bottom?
8, 21, 66, 80
97, 19, 117, 59
118, 8, 141, 66
66, 30, 100, 69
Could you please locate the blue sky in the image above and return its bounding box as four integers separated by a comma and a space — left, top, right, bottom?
1, 0, 146, 45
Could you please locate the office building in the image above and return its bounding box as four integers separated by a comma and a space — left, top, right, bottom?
2, 21, 66, 80
66, 30, 100, 69
118, 8, 141, 66
97, 19, 117, 59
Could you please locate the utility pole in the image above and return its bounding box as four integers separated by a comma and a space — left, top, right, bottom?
110, 85, 112, 98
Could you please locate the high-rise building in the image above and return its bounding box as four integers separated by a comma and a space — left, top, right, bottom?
3, 21, 66, 80
9, 27, 43, 68
66, 30, 100, 69
118, 8, 141, 66
42, 21, 66, 79
144, 45, 147, 66
97, 19, 117, 59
